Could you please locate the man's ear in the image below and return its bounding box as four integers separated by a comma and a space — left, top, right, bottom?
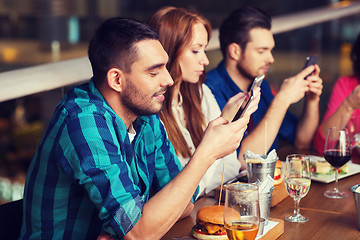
106, 68, 124, 92
228, 43, 242, 61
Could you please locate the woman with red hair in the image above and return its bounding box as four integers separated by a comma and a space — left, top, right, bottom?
148, 6, 260, 197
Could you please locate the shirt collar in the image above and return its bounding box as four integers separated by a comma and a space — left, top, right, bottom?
217, 61, 243, 93
88, 78, 150, 127
88, 78, 107, 101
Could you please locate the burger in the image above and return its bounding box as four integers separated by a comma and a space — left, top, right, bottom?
192, 205, 239, 240
192, 205, 229, 240
274, 160, 283, 185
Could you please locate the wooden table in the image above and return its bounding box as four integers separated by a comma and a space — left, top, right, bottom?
162, 166, 360, 240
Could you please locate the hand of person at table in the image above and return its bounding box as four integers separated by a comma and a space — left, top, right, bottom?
243, 87, 261, 117
276, 65, 317, 105
220, 87, 260, 122
345, 85, 360, 110
97, 232, 114, 240
196, 114, 250, 163
305, 64, 323, 101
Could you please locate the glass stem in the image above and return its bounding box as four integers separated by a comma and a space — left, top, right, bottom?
334, 168, 339, 192
293, 198, 301, 216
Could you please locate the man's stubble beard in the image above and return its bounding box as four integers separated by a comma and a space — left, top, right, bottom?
236, 61, 256, 91
121, 77, 163, 117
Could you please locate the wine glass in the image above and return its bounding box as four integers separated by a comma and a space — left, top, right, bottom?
224, 183, 260, 240
284, 154, 311, 222
323, 126, 352, 198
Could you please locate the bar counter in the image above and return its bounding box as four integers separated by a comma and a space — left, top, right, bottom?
163, 149, 360, 239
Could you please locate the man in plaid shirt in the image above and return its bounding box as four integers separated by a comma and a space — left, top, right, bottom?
19, 17, 252, 240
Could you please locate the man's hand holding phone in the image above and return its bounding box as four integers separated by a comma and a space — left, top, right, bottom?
278, 56, 322, 106
302, 56, 323, 101
305, 64, 323, 100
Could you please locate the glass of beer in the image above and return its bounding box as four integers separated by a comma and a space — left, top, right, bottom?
224, 183, 260, 240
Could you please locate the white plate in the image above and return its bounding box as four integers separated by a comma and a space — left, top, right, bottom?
309, 155, 360, 183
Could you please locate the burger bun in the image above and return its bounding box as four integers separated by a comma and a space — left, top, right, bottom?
193, 205, 240, 240
192, 231, 229, 240
197, 205, 226, 225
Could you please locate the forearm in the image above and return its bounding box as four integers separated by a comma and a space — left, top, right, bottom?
179, 202, 194, 220
320, 98, 354, 137
125, 116, 248, 239
295, 98, 320, 149
125, 150, 211, 240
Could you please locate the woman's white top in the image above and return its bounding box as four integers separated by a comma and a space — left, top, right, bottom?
171, 84, 241, 198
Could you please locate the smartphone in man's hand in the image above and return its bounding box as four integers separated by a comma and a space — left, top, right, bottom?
303, 56, 318, 78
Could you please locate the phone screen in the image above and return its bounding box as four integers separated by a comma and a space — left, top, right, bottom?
232, 90, 254, 122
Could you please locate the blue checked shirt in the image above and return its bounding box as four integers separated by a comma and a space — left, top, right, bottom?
19, 79, 197, 239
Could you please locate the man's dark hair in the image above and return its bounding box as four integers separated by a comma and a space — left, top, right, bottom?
351, 32, 360, 78
88, 17, 159, 86
219, 6, 271, 58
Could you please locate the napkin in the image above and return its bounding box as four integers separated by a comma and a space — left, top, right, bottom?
257, 174, 275, 194
244, 149, 278, 163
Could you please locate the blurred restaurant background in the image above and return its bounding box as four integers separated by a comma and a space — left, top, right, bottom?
0, 0, 360, 204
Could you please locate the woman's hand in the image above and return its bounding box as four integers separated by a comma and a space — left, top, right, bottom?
221, 92, 247, 122
345, 85, 360, 110
220, 87, 261, 122
243, 87, 261, 117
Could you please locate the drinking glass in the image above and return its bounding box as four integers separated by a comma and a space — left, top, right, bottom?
323, 126, 352, 198
224, 183, 260, 240
284, 154, 311, 223
347, 115, 360, 164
